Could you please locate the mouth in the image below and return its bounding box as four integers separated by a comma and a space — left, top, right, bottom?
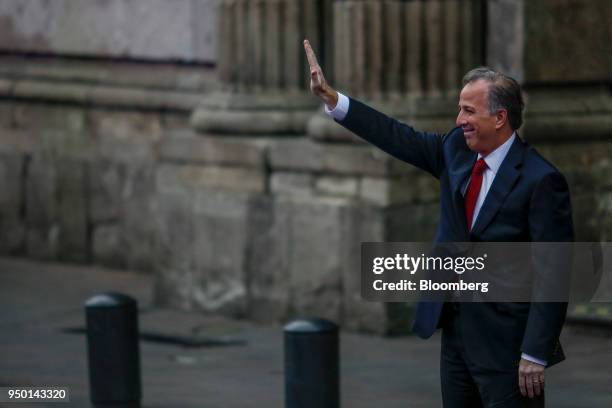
463, 128, 475, 137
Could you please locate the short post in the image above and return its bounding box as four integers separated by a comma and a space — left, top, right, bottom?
85, 293, 141, 408
284, 318, 339, 408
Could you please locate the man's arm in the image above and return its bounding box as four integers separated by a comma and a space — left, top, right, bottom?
519, 171, 574, 398
303, 39, 447, 179
523, 172, 573, 358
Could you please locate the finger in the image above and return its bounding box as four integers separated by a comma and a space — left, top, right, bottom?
539, 375, 545, 389
533, 378, 542, 396
518, 374, 527, 397
303, 39, 319, 68
526, 376, 535, 398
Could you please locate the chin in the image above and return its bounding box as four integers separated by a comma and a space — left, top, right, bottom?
465, 139, 478, 151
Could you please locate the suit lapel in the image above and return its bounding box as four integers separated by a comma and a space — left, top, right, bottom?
449, 149, 477, 195
470, 137, 526, 236
449, 149, 477, 234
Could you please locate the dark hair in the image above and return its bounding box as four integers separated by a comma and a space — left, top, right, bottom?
462, 67, 525, 130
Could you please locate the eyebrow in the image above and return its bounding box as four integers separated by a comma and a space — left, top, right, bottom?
458, 104, 476, 110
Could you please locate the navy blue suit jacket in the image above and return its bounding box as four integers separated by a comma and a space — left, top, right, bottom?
336, 97, 574, 371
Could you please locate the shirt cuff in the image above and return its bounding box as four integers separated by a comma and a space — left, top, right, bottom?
521, 353, 547, 367
324, 92, 349, 121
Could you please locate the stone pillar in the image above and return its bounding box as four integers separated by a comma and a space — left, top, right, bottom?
489, 0, 612, 241
330, 0, 482, 99
191, 0, 329, 135
486, 0, 612, 320
310, 0, 484, 139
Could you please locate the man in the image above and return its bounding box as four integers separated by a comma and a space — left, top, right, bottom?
303, 39, 573, 407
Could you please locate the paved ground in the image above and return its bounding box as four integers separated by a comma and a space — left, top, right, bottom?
0, 257, 611, 407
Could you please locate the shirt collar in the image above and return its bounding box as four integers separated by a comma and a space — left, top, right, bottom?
478, 132, 516, 175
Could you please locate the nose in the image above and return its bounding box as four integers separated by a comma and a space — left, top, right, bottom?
456, 111, 465, 127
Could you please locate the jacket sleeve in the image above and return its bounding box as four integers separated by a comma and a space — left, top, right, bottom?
336, 97, 447, 179
521, 172, 574, 363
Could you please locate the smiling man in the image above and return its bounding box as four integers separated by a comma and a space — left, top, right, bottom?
303, 39, 573, 408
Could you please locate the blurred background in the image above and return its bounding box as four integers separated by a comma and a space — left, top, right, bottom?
0, 0, 611, 406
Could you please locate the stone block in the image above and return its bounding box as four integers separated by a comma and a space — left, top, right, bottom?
91, 110, 162, 164
161, 112, 190, 130
340, 204, 388, 333
0, 78, 11, 95
0, 217, 25, 254
487, 0, 525, 81
269, 138, 416, 176
306, 111, 365, 143
524, 0, 611, 82
360, 175, 439, 206
156, 163, 266, 194
41, 129, 97, 162
244, 195, 290, 322
153, 267, 194, 310
153, 189, 195, 310
190, 190, 252, 316
591, 158, 612, 190
13, 103, 86, 133
268, 139, 322, 172
13, 81, 91, 105
89, 161, 125, 223
121, 164, 158, 272
0, 154, 23, 216
522, 87, 612, 142
0, 129, 34, 156
284, 197, 347, 322
25, 153, 57, 227
0, 0, 219, 63
92, 224, 124, 268
598, 193, 612, 242
270, 172, 314, 197
191, 0, 219, 63
0, 155, 25, 253
159, 131, 266, 168
25, 152, 59, 257
26, 226, 59, 260
88, 86, 200, 111
0, 101, 13, 127
190, 108, 313, 135
56, 159, 89, 262
315, 175, 359, 197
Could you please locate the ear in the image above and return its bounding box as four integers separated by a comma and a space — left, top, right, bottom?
495, 109, 508, 130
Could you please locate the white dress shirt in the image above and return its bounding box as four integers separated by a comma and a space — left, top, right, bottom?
325, 92, 547, 367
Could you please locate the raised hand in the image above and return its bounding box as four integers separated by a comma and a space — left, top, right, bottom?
303, 39, 338, 109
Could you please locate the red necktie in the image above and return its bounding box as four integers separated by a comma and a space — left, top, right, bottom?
464, 158, 487, 231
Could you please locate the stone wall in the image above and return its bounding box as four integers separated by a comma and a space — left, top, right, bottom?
153, 130, 440, 332
0, 56, 218, 271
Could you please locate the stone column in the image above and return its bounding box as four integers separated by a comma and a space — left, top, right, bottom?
310, 0, 484, 139
191, 0, 330, 135
486, 0, 612, 321
330, 0, 481, 98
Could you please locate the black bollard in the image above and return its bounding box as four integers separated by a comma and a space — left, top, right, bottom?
85, 293, 141, 408
284, 318, 339, 408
